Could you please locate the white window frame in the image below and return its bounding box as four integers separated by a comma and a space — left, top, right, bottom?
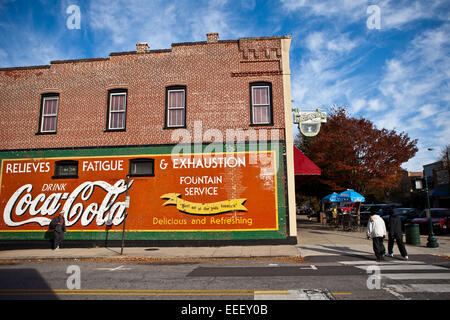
251, 85, 271, 125
40, 96, 59, 133
108, 92, 127, 130
167, 89, 186, 128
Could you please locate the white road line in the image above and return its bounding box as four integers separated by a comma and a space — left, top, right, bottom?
254, 289, 333, 300
95, 265, 132, 272
299, 265, 318, 270
355, 264, 448, 271
382, 286, 411, 300
382, 273, 450, 280
339, 260, 425, 265
386, 284, 450, 293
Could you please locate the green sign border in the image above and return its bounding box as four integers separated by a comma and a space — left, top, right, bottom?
0, 142, 288, 241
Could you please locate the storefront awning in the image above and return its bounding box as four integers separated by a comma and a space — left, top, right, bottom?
293, 146, 321, 176
431, 184, 449, 197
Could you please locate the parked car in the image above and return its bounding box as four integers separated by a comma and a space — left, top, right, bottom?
374, 203, 403, 216
359, 203, 402, 226
359, 204, 382, 225
411, 208, 450, 234
381, 208, 421, 231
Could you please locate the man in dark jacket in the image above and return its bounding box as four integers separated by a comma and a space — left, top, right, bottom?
50, 212, 66, 250
386, 214, 408, 260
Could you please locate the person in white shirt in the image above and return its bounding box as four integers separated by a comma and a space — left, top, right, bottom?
367, 213, 387, 262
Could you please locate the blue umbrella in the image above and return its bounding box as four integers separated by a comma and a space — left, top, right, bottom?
337, 189, 365, 202
321, 192, 339, 203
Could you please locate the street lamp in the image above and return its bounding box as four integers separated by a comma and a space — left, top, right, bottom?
419, 147, 439, 248
423, 177, 438, 248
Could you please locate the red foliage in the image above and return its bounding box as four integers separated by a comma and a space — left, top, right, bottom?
298, 107, 418, 195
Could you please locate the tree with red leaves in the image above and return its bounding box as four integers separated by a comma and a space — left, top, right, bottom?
296, 107, 418, 201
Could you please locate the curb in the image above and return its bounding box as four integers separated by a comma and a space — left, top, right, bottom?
0, 255, 304, 263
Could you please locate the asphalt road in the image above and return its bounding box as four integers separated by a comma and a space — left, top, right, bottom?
1, 254, 449, 302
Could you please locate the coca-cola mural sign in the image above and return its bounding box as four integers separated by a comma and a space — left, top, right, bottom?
4, 180, 132, 227
0, 151, 281, 239
1, 158, 133, 231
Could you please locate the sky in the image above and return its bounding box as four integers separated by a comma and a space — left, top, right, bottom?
0, 0, 449, 172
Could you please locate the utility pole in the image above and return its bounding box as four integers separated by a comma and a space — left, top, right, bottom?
120, 175, 130, 255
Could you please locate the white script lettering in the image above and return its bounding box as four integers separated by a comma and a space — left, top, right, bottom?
3, 180, 133, 227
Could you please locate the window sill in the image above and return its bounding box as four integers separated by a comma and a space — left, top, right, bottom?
104, 128, 126, 133
52, 175, 79, 179
249, 123, 274, 127
163, 125, 187, 130
129, 174, 155, 178
35, 131, 57, 135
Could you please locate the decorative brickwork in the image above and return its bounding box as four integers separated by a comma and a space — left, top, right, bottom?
0, 34, 291, 151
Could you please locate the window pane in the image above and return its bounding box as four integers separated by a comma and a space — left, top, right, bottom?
43, 116, 57, 132
55, 162, 78, 177
168, 109, 184, 127
110, 112, 125, 129
169, 91, 184, 108
57, 165, 77, 176
254, 106, 269, 124
111, 94, 126, 111
131, 160, 154, 176
43, 98, 58, 115
253, 87, 268, 105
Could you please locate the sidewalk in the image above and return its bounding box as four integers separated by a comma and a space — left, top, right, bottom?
1, 216, 449, 262
0, 245, 300, 262
296, 216, 450, 258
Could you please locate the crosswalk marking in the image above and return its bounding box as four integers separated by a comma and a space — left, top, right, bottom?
381, 273, 450, 280
355, 264, 448, 271
386, 284, 450, 293
338, 259, 450, 297
339, 260, 424, 265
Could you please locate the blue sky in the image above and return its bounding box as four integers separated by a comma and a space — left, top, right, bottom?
0, 0, 449, 171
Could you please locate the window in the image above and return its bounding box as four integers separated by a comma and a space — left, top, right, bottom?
106, 89, 127, 131
39, 94, 59, 133
53, 160, 78, 179
129, 158, 154, 177
250, 82, 273, 125
165, 86, 186, 128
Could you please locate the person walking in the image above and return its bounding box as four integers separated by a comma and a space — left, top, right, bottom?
367, 213, 387, 262
386, 214, 408, 260
50, 211, 66, 250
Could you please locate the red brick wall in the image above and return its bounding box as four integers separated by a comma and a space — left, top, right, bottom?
0, 35, 289, 150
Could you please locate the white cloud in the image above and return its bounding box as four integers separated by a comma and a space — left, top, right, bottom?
86, 0, 243, 55
371, 24, 450, 170
291, 30, 365, 110
281, 0, 449, 30
280, 0, 365, 22
380, 0, 449, 29
285, 1, 449, 171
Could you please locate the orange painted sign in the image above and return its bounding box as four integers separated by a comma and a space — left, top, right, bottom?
0, 151, 279, 233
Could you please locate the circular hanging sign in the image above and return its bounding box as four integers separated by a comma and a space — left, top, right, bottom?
293, 108, 327, 137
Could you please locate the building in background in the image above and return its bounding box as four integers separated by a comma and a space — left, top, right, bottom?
423, 161, 449, 208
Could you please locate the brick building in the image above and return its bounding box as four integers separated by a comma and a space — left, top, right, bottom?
0, 33, 297, 246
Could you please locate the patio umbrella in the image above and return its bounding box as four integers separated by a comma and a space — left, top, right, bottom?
337, 189, 365, 202
321, 192, 339, 203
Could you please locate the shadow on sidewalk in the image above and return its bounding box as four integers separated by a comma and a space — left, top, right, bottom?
299, 245, 373, 260
297, 214, 374, 260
